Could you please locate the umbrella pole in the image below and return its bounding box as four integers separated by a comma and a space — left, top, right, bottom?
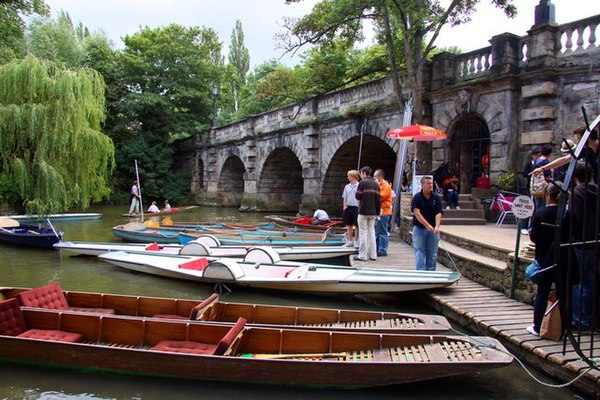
391, 100, 413, 230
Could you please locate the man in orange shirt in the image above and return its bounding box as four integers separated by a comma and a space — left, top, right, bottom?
374, 169, 393, 256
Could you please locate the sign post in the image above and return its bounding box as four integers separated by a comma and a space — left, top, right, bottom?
509, 195, 535, 299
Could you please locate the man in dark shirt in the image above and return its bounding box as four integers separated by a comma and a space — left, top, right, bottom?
411, 175, 443, 271
354, 166, 381, 261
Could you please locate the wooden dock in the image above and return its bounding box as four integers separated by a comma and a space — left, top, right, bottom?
350, 226, 600, 398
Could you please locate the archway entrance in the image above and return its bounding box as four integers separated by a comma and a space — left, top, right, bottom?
449, 113, 490, 193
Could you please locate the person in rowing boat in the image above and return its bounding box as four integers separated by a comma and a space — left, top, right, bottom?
311, 209, 330, 225
128, 181, 141, 215
147, 201, 160, 213
163, 200, 171, 212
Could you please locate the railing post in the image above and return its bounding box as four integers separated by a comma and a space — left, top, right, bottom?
489, 33, 521, 79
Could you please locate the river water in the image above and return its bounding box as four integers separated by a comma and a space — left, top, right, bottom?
0, 205, 581, 399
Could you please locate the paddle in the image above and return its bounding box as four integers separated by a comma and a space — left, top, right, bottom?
46, 218, 61, 239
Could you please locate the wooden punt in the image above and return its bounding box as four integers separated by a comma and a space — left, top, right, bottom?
179, 230, 345, 246
0, 285, 450, 334
265, 215, 346, 233
122, 205, 199, 218
0, 304, 513, 387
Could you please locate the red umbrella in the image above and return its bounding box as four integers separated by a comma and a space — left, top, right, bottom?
386, 124, 447, 141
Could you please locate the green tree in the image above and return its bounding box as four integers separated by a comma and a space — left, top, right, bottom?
0, 55, 114, 214
0, 0, 49, 63
110, 24, 223, 201
283, 0, 516, 164
26, 10, 89, 68
228, 19, 250, 113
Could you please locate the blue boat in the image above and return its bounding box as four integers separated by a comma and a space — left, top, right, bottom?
113, 223, 180, 244
0, 222, 63, 249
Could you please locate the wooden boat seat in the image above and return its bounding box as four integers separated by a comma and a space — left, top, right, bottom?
151, 316, 246, 356
0, 298, 82, 342
153, 293, 220, 320
16, 283, 115, 314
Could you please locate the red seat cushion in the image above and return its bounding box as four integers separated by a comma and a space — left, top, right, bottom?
151, 317, 246, 356
152, 340, 218, 355
16, 283, 69, 310
17, 329, 82, 342
189, 293, 219, 320
0, 298, 27, 336
214, 317, 246, 355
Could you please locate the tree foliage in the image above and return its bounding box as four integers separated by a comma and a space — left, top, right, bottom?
0, 55, 114, 214
283, 0, 516, 165
228, 19, 250, 112
107, 24, 223, 201
0, 0, 49, 64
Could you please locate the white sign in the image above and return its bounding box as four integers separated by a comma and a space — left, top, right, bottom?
511, 195, 535, 219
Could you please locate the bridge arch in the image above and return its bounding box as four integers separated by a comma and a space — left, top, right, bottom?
321, 134, 397, 213
256, 147, 303, 211
217, 155, 246, 207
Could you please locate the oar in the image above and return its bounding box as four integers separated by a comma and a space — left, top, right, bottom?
46, 218, 61, 239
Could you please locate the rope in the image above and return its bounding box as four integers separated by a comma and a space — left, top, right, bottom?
438, 238, 460, 273
433, 319, 598, 388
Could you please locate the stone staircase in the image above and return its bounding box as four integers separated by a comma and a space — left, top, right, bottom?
436, 226, 536, 301
442, 193, 486, 225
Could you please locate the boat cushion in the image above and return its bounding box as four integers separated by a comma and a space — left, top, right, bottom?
151, 317, 246, 356
16, 283, 70, 310
151, 340, 218, 355
214, 317, 246, 355
17, 329, 83, 342
179, 258, 209, 271
16, 283, 115, 314
0, 298, 82, 342
0, 298, 28, 336
190, 293, 220, 320
145, 242, 161, 251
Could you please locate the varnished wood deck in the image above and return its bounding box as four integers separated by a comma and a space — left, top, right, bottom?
356, 230, 600, 398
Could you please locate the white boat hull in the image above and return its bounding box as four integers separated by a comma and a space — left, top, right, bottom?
98, 251, 461, 294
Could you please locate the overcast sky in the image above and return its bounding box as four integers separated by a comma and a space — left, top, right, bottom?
43, 0, 600, 68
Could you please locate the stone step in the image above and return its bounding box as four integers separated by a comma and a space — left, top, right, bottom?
440, 229, 512, 259
443, 217, 487, 226
442, 209, 484, 218
445, 199, 479, 208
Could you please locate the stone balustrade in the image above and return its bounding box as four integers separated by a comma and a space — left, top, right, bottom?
556, 15, 599, 54
454, 47, 493, 82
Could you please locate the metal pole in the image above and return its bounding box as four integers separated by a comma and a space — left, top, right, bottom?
509, 220, 522, 299
357, 121, 365, 170
390, 99, 413, 231
212, 83, 218, 128
135, 160, 144, 220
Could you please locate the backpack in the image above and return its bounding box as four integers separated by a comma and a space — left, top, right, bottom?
530, 172, 548, 198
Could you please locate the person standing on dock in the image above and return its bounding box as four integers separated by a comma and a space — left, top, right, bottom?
128, 181, 141, 215
341, 170, 360, 247
374, 169, 392, 257
527, 182, 562, 337
354, 166, 380, 262
411, 175, 443, 271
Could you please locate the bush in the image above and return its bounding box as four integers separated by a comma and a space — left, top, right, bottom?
496, 173, 515, 192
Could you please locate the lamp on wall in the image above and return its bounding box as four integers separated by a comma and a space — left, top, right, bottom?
211, 83, 218, 128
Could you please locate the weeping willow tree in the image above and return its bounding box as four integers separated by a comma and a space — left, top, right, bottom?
0, 55, 114, 214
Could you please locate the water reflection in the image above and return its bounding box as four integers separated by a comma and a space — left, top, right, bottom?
0, 205, 579, 399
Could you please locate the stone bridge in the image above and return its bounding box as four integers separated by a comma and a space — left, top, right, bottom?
175, 12, 600, 214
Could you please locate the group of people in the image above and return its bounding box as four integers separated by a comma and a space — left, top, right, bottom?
525, 126, 600, 336
335, 166, 393, 261
127, 180, 171, 215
